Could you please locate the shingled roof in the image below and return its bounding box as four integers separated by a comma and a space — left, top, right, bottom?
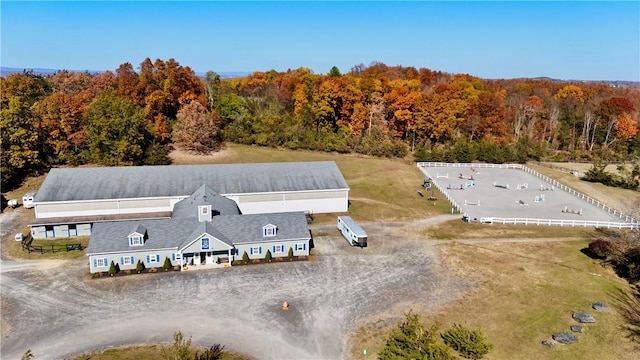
171, 184, 240, 218
34, 161, 349, 202
86, 211, 310, 255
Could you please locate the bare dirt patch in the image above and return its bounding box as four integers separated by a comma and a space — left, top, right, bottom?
0, 220, 472, 360
169, 146, 237, 164
1, 296, 13, 338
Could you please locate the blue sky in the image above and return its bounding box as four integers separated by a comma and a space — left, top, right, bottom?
1, 1, 639, 81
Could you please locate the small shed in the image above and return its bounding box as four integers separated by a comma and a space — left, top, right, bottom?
337, 216, 367, 247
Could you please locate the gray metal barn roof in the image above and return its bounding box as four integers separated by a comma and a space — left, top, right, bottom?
34, 161, 349, 202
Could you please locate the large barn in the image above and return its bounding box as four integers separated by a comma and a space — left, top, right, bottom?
29, 161, 350, 239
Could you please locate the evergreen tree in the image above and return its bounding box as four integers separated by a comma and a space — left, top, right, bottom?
288, 246, 294, 260
265, 249, 272, 262
108, 261, 118, 276
163, 256, 172, 271
136, 259, 145, 273
242, 251, 249, 263
441, 324, 492, 359
378, 311, 455, 360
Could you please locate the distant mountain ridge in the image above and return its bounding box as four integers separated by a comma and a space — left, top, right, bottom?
0, 67, 250, 79
1, 67, 637, 86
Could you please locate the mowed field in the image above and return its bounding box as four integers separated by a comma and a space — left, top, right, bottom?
174, 145, 640, 360
2, 145, 638, 360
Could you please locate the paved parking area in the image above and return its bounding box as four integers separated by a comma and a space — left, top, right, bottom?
419, 165, 628, 225
0, 217, 470, 360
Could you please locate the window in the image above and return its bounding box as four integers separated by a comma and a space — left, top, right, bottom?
294, 243, 306, 251
147, 254, 159, 263
172, 253, 182, 261
129, 235, 143, 246
273, 245, 284, 253
201, 238, 210, 250
201, 207, 208, 215
121, 256, 134, 265
250, 246, 261, 255
263, 224, 277, 237
95, 258, 107, 267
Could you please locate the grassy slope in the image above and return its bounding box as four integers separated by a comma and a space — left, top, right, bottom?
171, 144, 452, 222
64, 345, 251, 360
352, 241, 639, 360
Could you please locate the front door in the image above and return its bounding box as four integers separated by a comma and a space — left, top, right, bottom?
200, 252, 206, 265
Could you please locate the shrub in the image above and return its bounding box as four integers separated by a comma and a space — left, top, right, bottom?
108, 261, 118, 276
441, 324, 492, 359
136, 259, 145, 273
288, 246, 294, 259
194, 344, 225, 360
265, 249, 272, 262
163, 256, 172, 271
242, 251, 249, 263
378, 311, 456, 360
589, 238, 614, 259
162, 331, 191, 360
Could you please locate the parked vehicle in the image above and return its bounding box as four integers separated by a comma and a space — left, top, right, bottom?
15, 233, 23, 242
22, 192, 36, 209
337, 216, 367, 247
7, 199, 18, 208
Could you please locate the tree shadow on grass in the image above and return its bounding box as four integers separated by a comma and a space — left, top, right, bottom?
611, 285, 640, 348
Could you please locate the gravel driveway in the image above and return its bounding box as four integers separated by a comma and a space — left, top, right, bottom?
0, 215, 472, 360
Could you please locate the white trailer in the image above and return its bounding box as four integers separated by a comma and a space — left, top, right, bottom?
337, 216, 367, 247
22, 192, 36, 209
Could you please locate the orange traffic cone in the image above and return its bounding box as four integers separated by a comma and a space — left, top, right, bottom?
282, 301, 289, 310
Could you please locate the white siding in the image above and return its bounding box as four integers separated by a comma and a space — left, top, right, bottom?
34, 197, 178, 218
228, 190, 348, 214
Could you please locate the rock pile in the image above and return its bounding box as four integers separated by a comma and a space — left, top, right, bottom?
542, 302, 608, 348
552, 332, 578, 344
572, 312, 595, 323
592, 301, 607, 311
570, 325, 583, 333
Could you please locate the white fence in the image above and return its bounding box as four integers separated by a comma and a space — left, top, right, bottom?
479, 217, 637, 229
419, 167, 462, 214
417, 162, 639, 228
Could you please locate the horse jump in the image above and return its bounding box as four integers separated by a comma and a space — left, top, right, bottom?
464, 200, 480, 206
517, 199, 529, 206
562, 206, 582, 215
437, 173, 449, 179
534, 194, 545, 203
517, 183, 528, 190
459, 173, 474, 180
493, 182, 509, 189
465, 181, 475, 188
540, 184, 555, 191
447, 184, 465, 190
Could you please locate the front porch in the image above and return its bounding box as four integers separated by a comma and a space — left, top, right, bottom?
180, 251, 233, 271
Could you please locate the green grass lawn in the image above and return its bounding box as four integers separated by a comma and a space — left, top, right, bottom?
352, 240, 640, 360
5, 236, 90, 260
64, 345, 251, 360
423, 220, 598, 240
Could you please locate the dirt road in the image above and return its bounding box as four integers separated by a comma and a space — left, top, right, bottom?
1, 214, 475, 360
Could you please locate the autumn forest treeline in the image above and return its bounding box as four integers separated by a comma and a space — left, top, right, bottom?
2, 58, 639, 190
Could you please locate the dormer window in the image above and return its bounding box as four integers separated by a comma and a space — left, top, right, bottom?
128, 224, 146, 246
198, 205, 212, 222
129, 235, 144, 246
263, 224, 277, 237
